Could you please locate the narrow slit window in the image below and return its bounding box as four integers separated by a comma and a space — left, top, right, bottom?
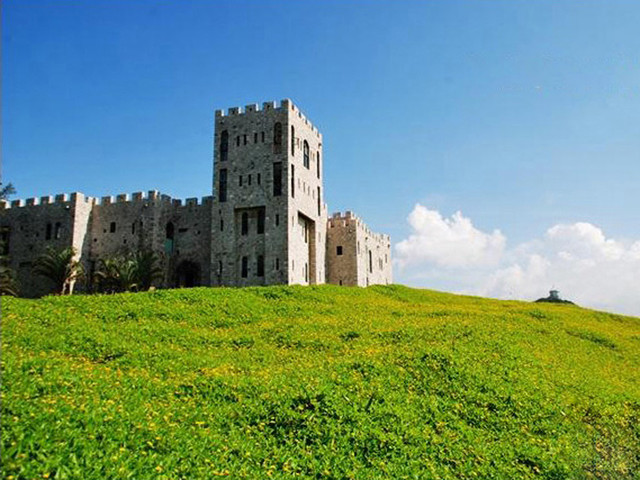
257, 255, 264, 277
219, 168, 227, 202
291, 125, 295, 155
241, 256, 248, 278
257, 208, 265, 234
220, 130, 228, 162
273, 122, 282, 153
273, 162, 282, 196
241, 212, 248, 235
303, 141, 310, 168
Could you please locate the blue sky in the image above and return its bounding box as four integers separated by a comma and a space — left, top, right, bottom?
3, 1, 640, 312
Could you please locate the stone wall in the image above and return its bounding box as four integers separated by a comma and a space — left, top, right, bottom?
326, 211, 392, 287
0, 191, 212, 296
0, 193, 93, 296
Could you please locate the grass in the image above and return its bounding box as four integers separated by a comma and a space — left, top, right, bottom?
2, 284, 639, 479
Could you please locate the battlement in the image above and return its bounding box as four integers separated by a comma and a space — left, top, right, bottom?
328, 211, 390, 244
0, 192, 95, 210
215, 98, 321, 137
1, 191, 214, 210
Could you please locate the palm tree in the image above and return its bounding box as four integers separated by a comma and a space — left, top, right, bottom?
0, 261, 19, 296
133, 250, 163, 291
94, 251, 161, 293
33, 246, 84, 295
94, 257, 133, 293
0, 182, 16, 200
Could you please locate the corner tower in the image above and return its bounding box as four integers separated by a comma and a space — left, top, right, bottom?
211, 99, 327, 286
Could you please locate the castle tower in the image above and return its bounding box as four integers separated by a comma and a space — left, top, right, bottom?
211, 100, 327, 286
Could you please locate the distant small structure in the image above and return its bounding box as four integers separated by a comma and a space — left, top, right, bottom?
535, 289, 574, 305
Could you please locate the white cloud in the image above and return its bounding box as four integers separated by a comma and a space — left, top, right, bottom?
395, 205, 505, 268
394, 205, 640, 316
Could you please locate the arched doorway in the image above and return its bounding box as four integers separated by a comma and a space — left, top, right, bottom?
174, 260, 201, 288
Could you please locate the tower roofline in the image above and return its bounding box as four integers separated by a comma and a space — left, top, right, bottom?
215, 99, 322, 138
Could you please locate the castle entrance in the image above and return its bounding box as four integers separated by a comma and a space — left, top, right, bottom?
175, 260, 201, 288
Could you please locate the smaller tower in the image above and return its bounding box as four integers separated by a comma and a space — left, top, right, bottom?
326, 211, 392, 287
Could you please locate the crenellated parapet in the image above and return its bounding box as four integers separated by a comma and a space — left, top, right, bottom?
1, 191, 215, 211
0, 192, 96, 210
328, 211, 390, 245
215, 99, 321, 138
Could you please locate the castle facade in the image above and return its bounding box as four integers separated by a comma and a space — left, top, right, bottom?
0, 99, 392, 296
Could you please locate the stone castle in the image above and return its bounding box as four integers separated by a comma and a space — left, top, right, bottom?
0, 99, 392, 296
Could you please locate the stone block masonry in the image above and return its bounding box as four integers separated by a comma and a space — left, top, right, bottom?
0, 99, 391, 296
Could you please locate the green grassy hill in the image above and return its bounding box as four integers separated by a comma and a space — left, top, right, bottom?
2, 285, 639, 479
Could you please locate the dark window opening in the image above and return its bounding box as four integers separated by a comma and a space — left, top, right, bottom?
337, 245, 343, 256
273, 122, 282, 153
304, 262, 308, 282
257, 173, 261, 185
291, 126, 295, 155
317, 187, 321, 216
275, 214, 280, 226
220, 130, 229, 162
243, 134, 247, 145
220, 218, 224, 231
257, 208, 265, 234
261, 131, 265, 142
178, 227, 188, 233
303, 140, 310, 168
369, 250, 373, 273
165, 222, 175, 254
254, 132, 258, 143
257, 255, 264, 277
131, 222, 136, 234
236, 136, 240, 147
241, 212, 248, 235
276, 257, 280, 270
0, 227, 10, 255
45, 223, 52, 240
218, 260, 223, 276
273, 162, 282, 196
248, 174, 252, 186
239, 175, 243, 187
109, 222, 116, 233
241, 256, 248, 278
317, 151, 321, 179
291, 164, 295, 198
219, 168, 228, 202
